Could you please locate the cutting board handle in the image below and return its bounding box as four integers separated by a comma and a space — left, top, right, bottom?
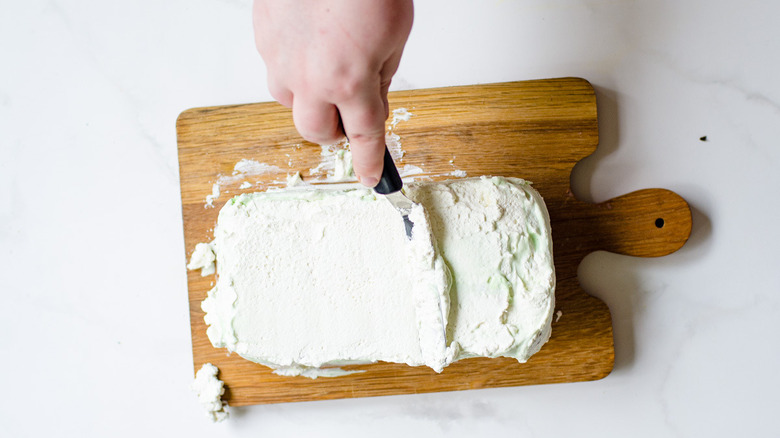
576, 188, 692, 257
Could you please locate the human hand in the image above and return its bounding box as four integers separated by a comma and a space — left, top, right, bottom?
253, 0, 414, 187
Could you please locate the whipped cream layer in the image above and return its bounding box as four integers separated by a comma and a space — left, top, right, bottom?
202, 188, 452, 372
198, 176, 555, 375
405, 177, 555, 362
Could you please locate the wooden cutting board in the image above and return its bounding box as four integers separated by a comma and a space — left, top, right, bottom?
177, 77, 691, 406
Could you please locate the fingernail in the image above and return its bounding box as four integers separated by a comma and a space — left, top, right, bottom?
360, 176, 379, 187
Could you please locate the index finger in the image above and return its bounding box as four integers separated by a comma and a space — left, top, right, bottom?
337, 92, 388, 187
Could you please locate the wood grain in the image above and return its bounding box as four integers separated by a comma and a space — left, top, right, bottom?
176, 78, 691, 406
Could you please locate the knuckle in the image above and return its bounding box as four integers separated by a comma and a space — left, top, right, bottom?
326, 66, 368, 101
347, 131, 384, 144
335, 77, 363, 100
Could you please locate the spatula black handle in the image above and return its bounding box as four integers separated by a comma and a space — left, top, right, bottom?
373, 146, 403, 195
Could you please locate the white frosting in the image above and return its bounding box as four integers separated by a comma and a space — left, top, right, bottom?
390, 107, 412, 129
187, 242, 215, 276
404, 177, 555, 362
191, 363, 229, 422
232, 159, 280, 176
199, 176, 555, 376
203, 188, 453, 372
286, 171, 304, 187
332, 149, 354, 181
204, 183, 220, 208
203, 159, 284, 207
272, 365, 365, 379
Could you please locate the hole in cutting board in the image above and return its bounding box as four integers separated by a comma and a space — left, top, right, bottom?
655, 218, 665, 228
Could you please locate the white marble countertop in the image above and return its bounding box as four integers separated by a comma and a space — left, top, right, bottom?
2, 0, 778, 436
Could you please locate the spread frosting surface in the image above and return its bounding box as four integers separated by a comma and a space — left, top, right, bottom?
405, 177, 555, 362
202, 188, 452, 372
194, 176, 555, 376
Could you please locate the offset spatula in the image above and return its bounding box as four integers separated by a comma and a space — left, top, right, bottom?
373, 146, 414, 239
